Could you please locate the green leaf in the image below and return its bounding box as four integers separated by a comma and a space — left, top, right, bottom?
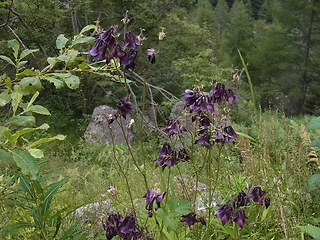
56, 34, 69, 50
307, 117, 320, 130
65, 49, 79, 64
47, 57, 57, 65
42, 177, 70, 215
27, 91, 39, 109
29, 134, 66, 147
64, 74, 80, 89
17, 61, 28, 69
299, 225, 320, 239
8, 39, 19, 58
28, 148, 44, 159
236, 132, 256, 142
0, 90, 11, 107
311, 139, 320, 147
59, 221, 79, 240
71, 36, 95, 46
80, 24, 96, 35
11, 150, 40, 178
11, 87, 23, 114
0, 149, 15, 166
7, 123, 49, 145
20, 76, 41, 89
19, 49, 39, 60
306, 173, 320, 193
0, 55, 15, 66
46, 76, 64, 88
8, 115, 36, 127
26, 105, 51, 115
20, 176, 34, 198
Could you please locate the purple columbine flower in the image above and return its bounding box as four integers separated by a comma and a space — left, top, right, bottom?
233, 209, 247, 228
180, 212, 198, 228
155, 143, 189, 169
90, 27, 115, 61
234, 190, 250, 208
146, 48, 156, 64
103, 213, 123, 240
117, 215, 142, 240
116, 96, 133, 119
223, 126, 238, 143
248, 186, 266, 204
121, 49, 138, 70
225, 88, 237, 103
213, 83, 226, 103
123, 32, 140, 51
216, 203, 234, 226
161, 120, 187, 137
180, 89, 198, 107
111, 43, 124, 59
195, 128, 212, 149
143, 188, 166, 211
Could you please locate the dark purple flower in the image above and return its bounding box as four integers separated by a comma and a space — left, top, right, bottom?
233, 209, 247, 228
195, 128, 212, 149
90, 27, 115, 61
248, 186, 266, 204
180, 89, 198, 107
155, 192, 166, 210
146, 48, 156, 64
119, 215, 136, 234
234, 190, 250, 208
103, 213, 123, 240
155, 143, 189, 169
225, 88, 237, 103
198, 115, 211, 128
180, 212, 198, 228
161, 120, 186, 137
123, 32, 140, 51
216, 203, 234, 226
111, 43, 124, 59
198, 217, 206, 226
264, 197, 270, 209
143, 188, 166, 211
213, 83, 226, 103
121, 49, 138, 70
116, 96, 133, 119
223, 126, 238, 143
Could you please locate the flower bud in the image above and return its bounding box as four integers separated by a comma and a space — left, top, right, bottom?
158, 27, 166, 40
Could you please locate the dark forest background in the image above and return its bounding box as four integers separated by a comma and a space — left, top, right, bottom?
1, 0, 319, 119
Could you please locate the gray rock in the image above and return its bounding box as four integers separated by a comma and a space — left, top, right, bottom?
84, 105, 134, 145
74, 199, 115, 224
169, 101, 195, 132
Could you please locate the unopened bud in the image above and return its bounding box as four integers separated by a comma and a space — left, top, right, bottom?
138, 28, 147, 42
247, 182, 253, 190
121, 10, 130, 25
126, 119, 135, 129
105, 114, 115, 124
158, 27, 166, 40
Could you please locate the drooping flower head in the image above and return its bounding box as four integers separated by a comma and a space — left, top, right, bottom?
123, 31, 140, 51
234, 190, 250, 208
233, 209, 247, 228
195, 128, 212, 149
155, 143, 189, 169
103, 213, 123, 240
118, 215, 142, 240
116, 96, 133, 119
120, 49, 138, 70
143, 188, 166, 211
216, 203, 234, 226
161, 120, 187, 137
180, 212, 198, 228
248, 186, 266, 204
90, 27, 116, 61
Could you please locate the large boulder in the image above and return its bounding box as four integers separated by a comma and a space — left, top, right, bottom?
84, 105, 134, 145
